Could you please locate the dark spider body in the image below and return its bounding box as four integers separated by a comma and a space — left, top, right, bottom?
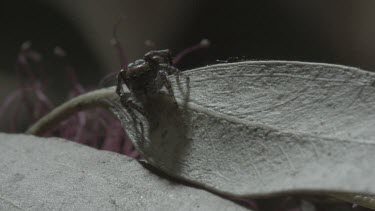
116, 49, 180, 118
124, 59, 159, 98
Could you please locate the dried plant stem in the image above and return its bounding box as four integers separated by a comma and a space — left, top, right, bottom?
26, 87, 118, 136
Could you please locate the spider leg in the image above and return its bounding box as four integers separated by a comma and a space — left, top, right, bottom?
158, 63, 179, 75
160, 64, 190, 101
116, 70, 146, 115
125, 98, 146, 116
171, 67, 185, 94
182, 76, 190, 103
158, 70, 177, 104
115, 71, 126, 98
125, 98, 147, 143
116, 71, 146, 142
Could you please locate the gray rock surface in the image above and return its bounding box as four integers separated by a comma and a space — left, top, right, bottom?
0, 133, 249, 211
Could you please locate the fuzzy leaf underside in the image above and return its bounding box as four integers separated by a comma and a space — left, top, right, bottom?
107, 61, 375, 208
0, 133, 248, 210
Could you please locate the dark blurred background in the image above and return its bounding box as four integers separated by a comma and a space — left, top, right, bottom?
1, 0, 375, 103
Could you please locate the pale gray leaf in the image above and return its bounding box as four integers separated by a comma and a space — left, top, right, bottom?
107, 61, 375, 206
0, 133, 249, 211
175, 61, 375, 141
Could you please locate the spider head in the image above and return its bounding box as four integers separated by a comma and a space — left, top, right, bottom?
125, 59, 153, 79
144, 49, 173, 66
119, 49, 174, 91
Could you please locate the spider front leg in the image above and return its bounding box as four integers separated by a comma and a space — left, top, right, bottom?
115, 70, 127, 98
116, 73, 139, 119
160, 64, 182, 87
116, 72, 146, 142
116, 71, 146, 116
157, 70, 177, 104
125, 98, 146, 116
160, 64, 190, 101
